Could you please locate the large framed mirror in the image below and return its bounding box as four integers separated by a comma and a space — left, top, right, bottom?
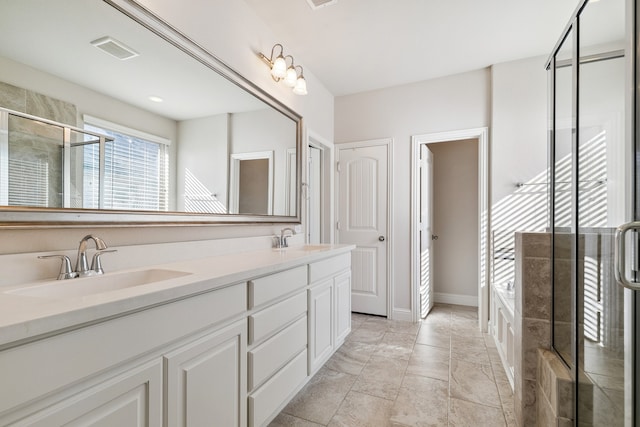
0, 0, 302, 226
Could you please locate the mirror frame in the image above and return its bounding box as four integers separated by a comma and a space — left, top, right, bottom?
0, 0, 303, 227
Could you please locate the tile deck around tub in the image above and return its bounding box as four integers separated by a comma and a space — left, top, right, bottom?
269, 304, 516, 427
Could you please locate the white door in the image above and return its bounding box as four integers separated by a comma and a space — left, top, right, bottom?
420, 145, 434, 318
308, 145, 322, 244
337, 141, 389, 316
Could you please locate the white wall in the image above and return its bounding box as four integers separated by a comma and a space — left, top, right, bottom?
335, 68, 490, 314
0, 0, 335, 257
430, 139, 479, 300
491, 56, 548, 205
177, 114, 229, 212
490, 56, 551, 285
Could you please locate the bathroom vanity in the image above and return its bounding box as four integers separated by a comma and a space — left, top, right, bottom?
0, 244, 353, 426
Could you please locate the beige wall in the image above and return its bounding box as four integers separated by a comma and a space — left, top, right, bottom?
430, 139, 479, 299
335, 69, 491, 314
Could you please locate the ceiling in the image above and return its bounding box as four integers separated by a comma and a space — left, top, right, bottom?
0, 0, 266, 121
243, 0, 583, 96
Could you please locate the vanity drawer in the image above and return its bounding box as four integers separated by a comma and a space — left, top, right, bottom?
249, 291, 307, 345
309, 253, 351, 283
248, 349, 307, 427
249, 265, 307, 308
248, 316, 307, 391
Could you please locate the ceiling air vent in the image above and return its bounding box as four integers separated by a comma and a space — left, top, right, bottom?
306, 0, 337, 10
90, 36, 139, 60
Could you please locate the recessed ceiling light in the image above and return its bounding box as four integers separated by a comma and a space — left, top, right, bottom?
148, 96, 163, 103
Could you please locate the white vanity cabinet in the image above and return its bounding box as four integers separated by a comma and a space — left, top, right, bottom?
308, 253, 352, 374
247, 267, 308, 427
165, 320, 247, 427
0, 283, 247, 427
0, 246, 354, 427
2, 359, 163, 427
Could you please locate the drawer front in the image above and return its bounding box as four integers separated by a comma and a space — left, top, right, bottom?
248, 349, 307, 427
309, 253, 350, 283
248, 316, 307, 391
249, 291, 307, 345
249, 265, 307, 308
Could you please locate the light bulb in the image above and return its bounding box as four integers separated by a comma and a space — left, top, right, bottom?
284, 66, 298, 87
271, 55, 287, 79
293, 76, 307, 95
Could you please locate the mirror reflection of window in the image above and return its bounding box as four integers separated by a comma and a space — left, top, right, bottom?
84, 120, 169, 211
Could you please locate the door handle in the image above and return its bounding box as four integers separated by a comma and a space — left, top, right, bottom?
614, 221, 640, 290
379, 236, 385, 242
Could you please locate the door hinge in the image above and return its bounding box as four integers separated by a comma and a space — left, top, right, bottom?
336, 221, 341, 230
336, 161, 341, 172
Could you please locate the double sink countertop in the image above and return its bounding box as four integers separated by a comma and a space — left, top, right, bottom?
0, 244, 354, 350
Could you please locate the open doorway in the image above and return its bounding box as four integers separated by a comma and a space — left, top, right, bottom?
427, 139, 479, 310
306, 131, 335, 244
411, 128, 489, 330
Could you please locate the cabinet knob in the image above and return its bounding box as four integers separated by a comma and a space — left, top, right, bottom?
378, 236, 385, 242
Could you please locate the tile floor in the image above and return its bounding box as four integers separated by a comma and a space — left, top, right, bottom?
269, 304, 517, 427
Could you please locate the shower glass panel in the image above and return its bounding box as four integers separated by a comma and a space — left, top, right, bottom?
6, 115, 64, 208
552, 27, 575, 368
577, 0, 626, 424
549, 0, 631, 424
70, 130, 103, 209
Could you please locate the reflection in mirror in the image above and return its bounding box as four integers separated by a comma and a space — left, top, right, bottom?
0, 0, 301, 223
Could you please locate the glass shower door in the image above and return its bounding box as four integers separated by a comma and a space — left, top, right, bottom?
549, 0, 633, 425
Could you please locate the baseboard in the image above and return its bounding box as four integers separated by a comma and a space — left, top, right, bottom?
392, 308, 413, 322
434, 292, 478, 307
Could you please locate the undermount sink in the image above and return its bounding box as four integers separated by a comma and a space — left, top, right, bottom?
5, 269, 192, 299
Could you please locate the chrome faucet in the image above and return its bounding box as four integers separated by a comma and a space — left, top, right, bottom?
76, 235, 108, 275
274, 227, 296, 248
38, 234, 116, 280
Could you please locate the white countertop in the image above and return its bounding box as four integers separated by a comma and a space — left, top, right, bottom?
0, 244, 354, 349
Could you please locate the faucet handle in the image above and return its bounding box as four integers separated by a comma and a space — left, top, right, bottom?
90, 249, 117, 275
38, 255, 78, 280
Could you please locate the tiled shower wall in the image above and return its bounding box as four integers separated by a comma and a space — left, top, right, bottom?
514, 232, 552, 426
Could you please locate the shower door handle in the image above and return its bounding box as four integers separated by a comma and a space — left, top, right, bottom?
614, 221, 640, 290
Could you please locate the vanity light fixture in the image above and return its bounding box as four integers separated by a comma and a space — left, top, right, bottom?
259, 44, 308, 95
292, 66, 308, 95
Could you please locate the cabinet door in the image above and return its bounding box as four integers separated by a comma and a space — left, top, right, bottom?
165, 320, 247, 427
308, 279, 333, 373
6, 359, 162, 427
334, 271, 352, 345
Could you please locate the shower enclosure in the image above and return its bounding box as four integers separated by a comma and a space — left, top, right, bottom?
0, 108, 114, 210
547, 0, 636, 424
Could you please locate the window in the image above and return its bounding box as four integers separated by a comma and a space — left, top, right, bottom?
84, 119, 169, 211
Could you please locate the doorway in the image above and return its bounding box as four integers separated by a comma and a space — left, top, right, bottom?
306, 131, 334, 244
411, 128, 489, 329
426, 139, 479, 314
